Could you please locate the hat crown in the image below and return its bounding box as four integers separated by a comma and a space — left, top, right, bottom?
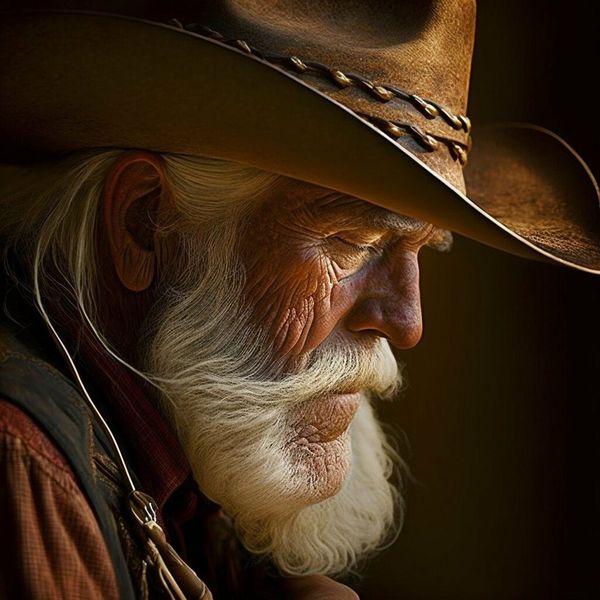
194, 0, 476, 115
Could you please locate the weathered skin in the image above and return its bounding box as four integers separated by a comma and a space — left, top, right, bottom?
101, 153, 445, 360
241, 177, 443, 362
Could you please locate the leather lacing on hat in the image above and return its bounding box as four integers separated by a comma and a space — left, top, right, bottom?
169, 18, 472, 165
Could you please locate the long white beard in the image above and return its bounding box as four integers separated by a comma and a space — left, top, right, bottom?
143, 219, 405, 576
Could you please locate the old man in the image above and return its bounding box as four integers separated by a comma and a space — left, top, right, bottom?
1, 2, 599, 599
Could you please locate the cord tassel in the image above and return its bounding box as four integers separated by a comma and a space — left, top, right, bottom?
129, 490, 213, 599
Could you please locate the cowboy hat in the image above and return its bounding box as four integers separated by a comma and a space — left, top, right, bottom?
1, 1, 599, 273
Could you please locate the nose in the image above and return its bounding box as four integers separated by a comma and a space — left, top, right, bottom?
344, 249, 423, 349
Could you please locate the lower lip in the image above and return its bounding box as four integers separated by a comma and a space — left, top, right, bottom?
293, 391, 361, 443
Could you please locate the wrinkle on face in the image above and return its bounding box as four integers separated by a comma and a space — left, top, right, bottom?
239, 176, 447, 367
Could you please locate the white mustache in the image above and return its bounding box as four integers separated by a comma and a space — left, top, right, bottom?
299, 337, 401, 398
189, 336, 402, 413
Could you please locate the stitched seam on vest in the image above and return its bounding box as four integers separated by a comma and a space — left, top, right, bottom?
93, 454, 125, 496
88, 413, 98, 483
1, 349, 98, 474
1, 350, 83, 403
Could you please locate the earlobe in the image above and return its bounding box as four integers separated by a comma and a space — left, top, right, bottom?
103, 151, 166, 292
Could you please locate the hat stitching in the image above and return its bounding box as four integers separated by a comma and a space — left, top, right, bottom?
360, 114, 470, 165
169, 18, 471, 164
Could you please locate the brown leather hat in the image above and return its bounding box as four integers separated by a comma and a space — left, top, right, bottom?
1, 1, 599, 273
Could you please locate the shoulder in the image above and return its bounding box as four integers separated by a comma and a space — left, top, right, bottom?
0, 397, 120, 600
0, 397, 75, 478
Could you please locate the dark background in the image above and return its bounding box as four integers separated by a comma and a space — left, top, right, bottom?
359, 2, 600, 599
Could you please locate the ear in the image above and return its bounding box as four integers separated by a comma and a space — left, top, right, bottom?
103, 151, 167, 292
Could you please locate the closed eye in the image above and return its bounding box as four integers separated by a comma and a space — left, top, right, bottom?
323, 235, 382, 272
329, 236, 376, 252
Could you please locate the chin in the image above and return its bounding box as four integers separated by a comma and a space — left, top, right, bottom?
285, 390, 362, 504
287, 434, 353, 505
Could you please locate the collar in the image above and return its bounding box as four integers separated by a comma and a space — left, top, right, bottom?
37, 287, 197, 517
77, 331, 194, 512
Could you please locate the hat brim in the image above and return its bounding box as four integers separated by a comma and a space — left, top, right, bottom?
1, 11, 599, 274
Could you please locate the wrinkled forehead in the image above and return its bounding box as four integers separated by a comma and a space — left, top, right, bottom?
268, 173, 453, 244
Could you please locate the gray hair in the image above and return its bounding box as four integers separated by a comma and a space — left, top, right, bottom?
1, 149, 280, 322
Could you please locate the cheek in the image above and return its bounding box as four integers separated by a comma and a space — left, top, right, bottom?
243, 242, 354, 361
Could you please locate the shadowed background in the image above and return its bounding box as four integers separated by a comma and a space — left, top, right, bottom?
358, 1, 600, 599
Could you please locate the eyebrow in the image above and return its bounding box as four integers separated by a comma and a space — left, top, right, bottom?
364, 209, 454, 252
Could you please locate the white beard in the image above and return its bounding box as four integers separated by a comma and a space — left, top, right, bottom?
143, 219, 405, 576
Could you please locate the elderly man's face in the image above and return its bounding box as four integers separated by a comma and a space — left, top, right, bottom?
235, 177, 448, 496
104, 154, 449, 574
